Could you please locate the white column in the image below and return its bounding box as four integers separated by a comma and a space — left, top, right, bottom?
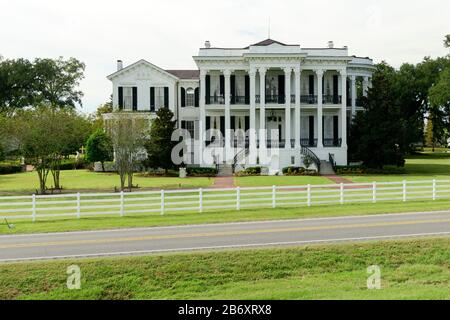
294, 67, 301, 149
350, 75, 356, 117
363, 76, 369, 97
223, 69, 232, 161
199, 70, 207, 165
284, 67, 292, 149
340, 70, 348, 148
316, 69, 324, 148
259, 67, 267, 150
249, 67, 257, 164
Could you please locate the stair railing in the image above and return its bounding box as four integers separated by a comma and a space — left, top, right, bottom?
329, 153, 337, 172
232, 148, 249, 173
301, 146, 321, 172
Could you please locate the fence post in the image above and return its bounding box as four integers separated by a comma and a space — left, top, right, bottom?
272, 185, 276, 208
160, 189, 165, 215
199, 188, 203, 213
32, 194, 36, 222
76, 192, 81, 219
120, 191, 124, 217
402, 180, 407, 202
432, 179, 436, 201
236, 187, 240, 211
340, 183, 344, 205
372, 182, 377, 203
307, 184, 311, 207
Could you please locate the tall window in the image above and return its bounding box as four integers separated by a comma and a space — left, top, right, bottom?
155, 87, 165, 109
186, 88, 195, 107
185, 120, 195, 139
123, 87, 132, 109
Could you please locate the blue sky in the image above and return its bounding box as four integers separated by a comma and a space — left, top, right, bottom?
1, 0, 449, 114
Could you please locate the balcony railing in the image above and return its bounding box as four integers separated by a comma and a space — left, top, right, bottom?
300, 138, 318, 147
323, 95, 342, 104
207, 95, 225, 105
301, 95, 318, 104
231, 96, 249, 105
291, 95, 296, 103
347, 98, 365, 107
266, 94, 285, 104
323, 138, 342, 147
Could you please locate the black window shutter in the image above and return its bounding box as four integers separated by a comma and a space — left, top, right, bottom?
333, 75, 338, 97
322, 116, 324, 143
118, 87, 123, 110
230, 75, 236, 104
309, 115, 314, 145
230, 116, 236, 131
205, 75, 210, 104
333, 115, 339, 143
181, 87, 186, 107
206, 116, 211, 131
220, 116, 225, 138
245, 116, 250, 133
219, 75, 224, 96
164, 87, 169, 108
132, 87, 138, 110
194, 88, 199, 107
309, 75, 314, 95
244, 75, 250, 105
181, 120, 186, 129
150, 87, 155, 111
278, 75, 285, 104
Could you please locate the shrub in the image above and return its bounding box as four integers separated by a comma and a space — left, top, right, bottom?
235, 166, 263, 176
335, 165, 406, 175
58, 158, 87, 170
186, 167, 217, 177
0, 163, 23, 174
282, 166, 318, 176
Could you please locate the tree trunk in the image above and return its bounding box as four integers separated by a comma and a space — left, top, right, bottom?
127, 172, 133, 191
101, 161, 105, 172
119, 171, 126, 191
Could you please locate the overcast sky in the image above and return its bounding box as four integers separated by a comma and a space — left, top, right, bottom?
1, 0, 449, 114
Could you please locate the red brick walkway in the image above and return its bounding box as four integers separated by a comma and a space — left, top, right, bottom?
211, 176, 235, 188
323, 175, 354, 184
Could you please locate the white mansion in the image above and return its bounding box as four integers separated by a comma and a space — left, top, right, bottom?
107, 39, 374, 174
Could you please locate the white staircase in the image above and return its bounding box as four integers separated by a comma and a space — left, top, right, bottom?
319, 160, 335, 175
217, 164, 233, 177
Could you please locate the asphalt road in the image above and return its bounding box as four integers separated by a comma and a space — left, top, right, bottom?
1, 211, 450, 262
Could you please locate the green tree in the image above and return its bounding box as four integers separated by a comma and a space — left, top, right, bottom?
91, 97, 113, 131
0, 57, 85, 112
85, 129, 113, 172
143, 108, 177, 174
105, 113, 147, 191
349, 62, 407, 168
444, 34, 450, 48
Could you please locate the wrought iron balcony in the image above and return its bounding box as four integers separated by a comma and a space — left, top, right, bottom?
301, 95, 318, 104
291, 94, 296, 103
300, 138, 318, 147
323, 95, 342, 104
206, 95, 225, 105
231, 96, 249, 105
323, 138, 342, 147
265, 94, 285, 104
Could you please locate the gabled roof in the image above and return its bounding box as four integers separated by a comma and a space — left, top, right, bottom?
107, 59, 179, 80
165, 70, 199, 80
250, 39, 287, 46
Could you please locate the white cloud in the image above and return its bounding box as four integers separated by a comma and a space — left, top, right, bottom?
1, 0, 449, 113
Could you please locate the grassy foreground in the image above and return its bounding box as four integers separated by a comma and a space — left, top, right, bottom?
0, 238, 448, 300
0, 170, 213, 194
2, 198, 450, 235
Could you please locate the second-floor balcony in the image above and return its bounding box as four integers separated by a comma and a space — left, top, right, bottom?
323, 95, 342, 104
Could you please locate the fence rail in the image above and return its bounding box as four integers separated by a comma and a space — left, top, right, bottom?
1, 179, 450, 222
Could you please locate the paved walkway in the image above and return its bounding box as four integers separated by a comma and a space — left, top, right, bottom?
212, 176, 235, 188
323, 175, 354, 184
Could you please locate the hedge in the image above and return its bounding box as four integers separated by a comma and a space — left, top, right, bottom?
186, 167, 217, 177
0, 164, 23, 174
235, 166, 263, 176
335, 165, 406, 175
282, 166, 319, 176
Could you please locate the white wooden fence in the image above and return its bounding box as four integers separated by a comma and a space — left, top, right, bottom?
1, 179, 449, 222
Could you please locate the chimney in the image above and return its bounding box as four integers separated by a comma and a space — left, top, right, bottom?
327, 41, 334, 48
204, 40, 211, 48
117, 60, 123, 71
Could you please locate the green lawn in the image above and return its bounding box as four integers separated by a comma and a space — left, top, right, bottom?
0, 170, 213, 194
3, 198, 450, 235
1, 238, 448, 300
343, 151, 450, 183
235, 175, 331, 187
